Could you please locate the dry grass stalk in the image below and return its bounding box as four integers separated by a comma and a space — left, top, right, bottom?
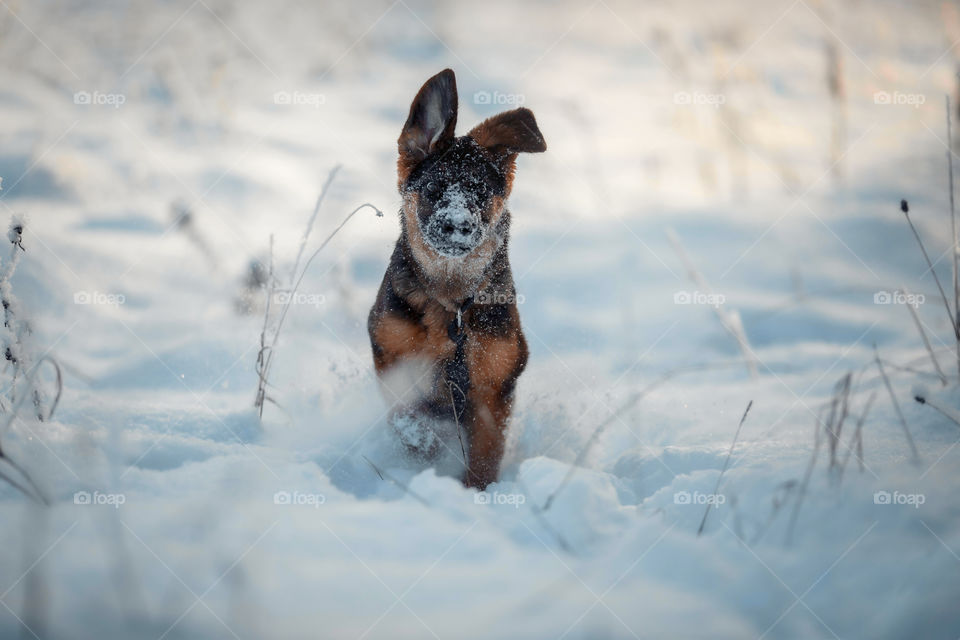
824, 373, 852, 471
947, 96, 960, 379
697, 399, 753, 536
0, 217, 52, 504
361, 455, 430, 506
838, 391, 876, 482
667, 228, 759, 378
254, 235, 276, 417
947, 97, 959, 341
291, 165, 342, 286
900, 287, 947, 385
874, 344, 920, 462
516, 477, 573, 552
541, 361, 748, 512
900, 199, 960, 341
253, 165, 382, 417
785, 406, 826, 546
447, 381, 471, 481
914, 393, 960, 429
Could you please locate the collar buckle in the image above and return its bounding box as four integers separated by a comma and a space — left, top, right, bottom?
446, 296, 475, 343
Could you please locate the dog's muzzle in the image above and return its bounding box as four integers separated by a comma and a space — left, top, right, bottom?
423, 205, 482, 257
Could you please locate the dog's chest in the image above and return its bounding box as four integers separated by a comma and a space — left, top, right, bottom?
412, 299, 459, 361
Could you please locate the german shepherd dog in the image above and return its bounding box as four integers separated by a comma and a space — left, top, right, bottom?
368, 69, 546, 489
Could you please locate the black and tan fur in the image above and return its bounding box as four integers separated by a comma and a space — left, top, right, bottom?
368, 69, 546, 489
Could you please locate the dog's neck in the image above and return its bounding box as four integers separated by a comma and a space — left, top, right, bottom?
398, 208, 510, 313
396, 236, 496, 313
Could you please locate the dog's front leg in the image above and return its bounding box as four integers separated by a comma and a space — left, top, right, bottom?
463, 328, 527, 489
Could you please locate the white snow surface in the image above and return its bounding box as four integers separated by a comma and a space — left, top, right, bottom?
0, 0, 959, 638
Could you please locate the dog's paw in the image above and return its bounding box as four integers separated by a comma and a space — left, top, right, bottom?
390, 409, 444, 461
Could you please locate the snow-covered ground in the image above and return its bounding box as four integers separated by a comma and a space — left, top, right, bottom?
1, 0, 959, 637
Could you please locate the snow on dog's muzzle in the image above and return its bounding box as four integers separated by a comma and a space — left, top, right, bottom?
422, 190, 483, 257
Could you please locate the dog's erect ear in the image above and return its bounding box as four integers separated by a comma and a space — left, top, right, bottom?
398, 69, 458, 163
468, 108, 546, 156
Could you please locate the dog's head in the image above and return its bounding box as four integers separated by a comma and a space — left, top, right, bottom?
397, 69, 545, 260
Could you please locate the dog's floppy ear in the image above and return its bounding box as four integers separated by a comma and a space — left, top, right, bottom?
398, 69, 458, 166
468, 108, 546, 156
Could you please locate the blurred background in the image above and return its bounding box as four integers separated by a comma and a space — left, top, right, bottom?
1, 1, 959, 638
3, 0, 959, 363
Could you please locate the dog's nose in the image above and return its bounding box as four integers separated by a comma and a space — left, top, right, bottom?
441, 220, 476, 236
423, 199, 482, 256
437, 208, 477, 241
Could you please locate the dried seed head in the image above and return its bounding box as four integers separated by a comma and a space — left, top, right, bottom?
7, 217, 24, 250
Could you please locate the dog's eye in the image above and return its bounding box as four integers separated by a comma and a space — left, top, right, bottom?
423, 181, 441, 200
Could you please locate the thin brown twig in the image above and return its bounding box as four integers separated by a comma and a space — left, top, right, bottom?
0, 462, 43, 503
667, 228, 759, 378
874, 344, 920, 462
0, 362, 60, 505
515, 477, 573, 553
37, 356, 62, 421
900, 287, 947, 385
825, 373, 852, 471
447, 381, 471, 481
697, 399, 752, 536
947, 97, 960, 372
838, 391, 876, 482
540, 361, 750, 512
362, 455, 430, 506
0, 450, 47, 504
914, 394, 960, 429
361, 455, 384, 480
254, 235, 275, 417
291, 165, 342, 286
901, 199, 960, 340
786, 405, 827, 546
